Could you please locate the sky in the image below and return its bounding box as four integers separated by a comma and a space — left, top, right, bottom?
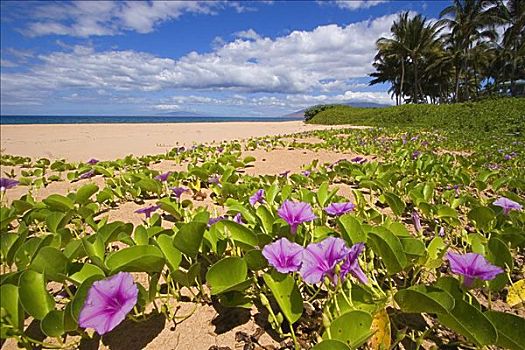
0, 0, 451, 117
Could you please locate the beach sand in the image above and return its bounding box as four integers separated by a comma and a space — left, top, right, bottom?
0, 121, 371, 350
0, 121, 338, 161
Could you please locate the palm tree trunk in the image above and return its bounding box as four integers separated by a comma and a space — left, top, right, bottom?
400, 59, 405, 104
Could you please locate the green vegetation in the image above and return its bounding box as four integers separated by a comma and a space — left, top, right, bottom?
1, 123, 524, 349
371, 0, 525, 104
306, 97, 525, 135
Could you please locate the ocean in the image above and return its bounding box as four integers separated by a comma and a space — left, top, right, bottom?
0, 115, 302, 125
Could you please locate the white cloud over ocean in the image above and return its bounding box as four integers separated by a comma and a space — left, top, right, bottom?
1, 13, 397, 113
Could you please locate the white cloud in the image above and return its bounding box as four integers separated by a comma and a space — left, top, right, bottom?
154, 104, 181, 110
333, 1, 388, 10
1, 59, 17, 68
2, 14, 397, 111
234, 29, 261, 40
18, 1, 225, 37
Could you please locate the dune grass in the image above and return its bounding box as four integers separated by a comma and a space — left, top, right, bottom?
307, 97, 525, 136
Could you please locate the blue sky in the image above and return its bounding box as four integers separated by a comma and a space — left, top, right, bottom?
1, 1, 450, 116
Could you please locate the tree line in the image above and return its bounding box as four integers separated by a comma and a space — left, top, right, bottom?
370, 0, 524, 104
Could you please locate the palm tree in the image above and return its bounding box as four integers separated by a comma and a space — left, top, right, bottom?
439, 0, 497, 101
487, 0, 525, 95
371, 12, 443, 104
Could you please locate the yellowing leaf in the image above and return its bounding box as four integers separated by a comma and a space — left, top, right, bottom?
368, 308, 391, 350
507, 279, 525, 308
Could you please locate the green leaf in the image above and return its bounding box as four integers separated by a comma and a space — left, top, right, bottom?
221, 220, 258, 248
256, 206, 274, 235
436, 205, 458, 219
400, 237, 426, 257
263, 270, 303, 324
436, 277, 497, 346
383, 192, 405, 216
368, 227, 407, 274
395, 285, 455, 314
69, 263, 105, 285
317, 182, 329, 207
173, 221, 206, 257
206, 256, 249, 295
0, 284, 24, 336
30, 246, 70, 282
485, 310, 525, 350
18, 270, 55, 320
155, 234, 182, 272
244, 249, 268, 270
468, 207, 496, 232
106, 245, 165, 273
137, 178, 161, 194
41, 310, 65, 337
311, 340, 351, 350
327, 310, 373, 349
45, 211, 67, 233
43, 194, 75, 212
75, 183, 99, 204
338, 215, 367, 244
487, 237, 512, 291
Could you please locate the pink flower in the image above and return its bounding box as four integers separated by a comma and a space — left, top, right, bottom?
262, 238, 304, 273
277, 200, 317, 234
79, 272, 138, 335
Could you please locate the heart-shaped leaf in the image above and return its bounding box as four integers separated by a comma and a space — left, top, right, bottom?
206, 256, 249, 295
263, 270, 303, 324
173, 221, 206, 257
18, 270, 55, 320
106, 245, 165, 273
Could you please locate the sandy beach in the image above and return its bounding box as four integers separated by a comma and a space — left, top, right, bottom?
0, 121, 337, 161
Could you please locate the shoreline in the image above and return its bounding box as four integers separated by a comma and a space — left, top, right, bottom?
0, 121, 339, 161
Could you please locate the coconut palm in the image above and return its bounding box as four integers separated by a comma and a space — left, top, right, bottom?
487, 0, 525, 95
439, 0, 497, 101
371, 12, 443, 104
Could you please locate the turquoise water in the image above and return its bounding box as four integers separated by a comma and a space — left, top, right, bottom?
0, 115, 302, 125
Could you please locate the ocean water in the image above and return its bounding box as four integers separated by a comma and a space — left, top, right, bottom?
0, 115, 302, 125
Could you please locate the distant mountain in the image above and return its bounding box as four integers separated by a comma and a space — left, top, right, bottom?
156, 110, 206, 117
283, 101, 390, 117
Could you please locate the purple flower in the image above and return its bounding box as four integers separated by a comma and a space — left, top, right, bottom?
79, 170, 96, 180
410, 136, 419, 142
302, 170, 311, 177
325, 202, 355, 217
341, 243, 368, 284
208, 216, 225, 227
154, 171, 171, 182
233, 213, 245, 224
0, 178, 19, 191
401, 135, 407, 144
412, 151, 421, 159
87, 158, 99, 165
412, 211, 422, 232
438, 227, 445, 237
277, 200, 317, 234
493, 197, 522, 215
249, 189, 265, 206
78, 272, 138, 335
446, 251, 504, 287
171, 186, 188, 199
350, 156, 366, 164
300, 237, 348, 284
134, 205, 160, 218
208, 175, 220, 185
262, 238, 304, 273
